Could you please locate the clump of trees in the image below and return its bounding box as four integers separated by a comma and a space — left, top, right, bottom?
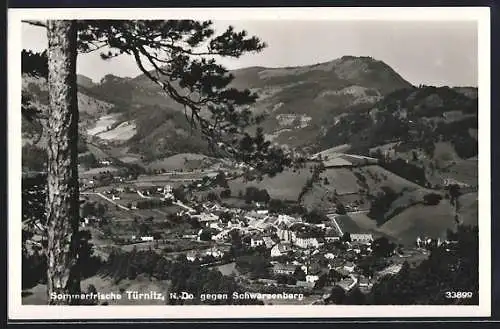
135, 198, 173, 209
81, 202, 107, 218
303, 209, 328, 224
102, 250, 263, 305
220, 189, 231, 199
367, 225, 478, 305
268, 199, 307, 215
215, 172, 229, 188
329, 225, 479, 305
379, 158, 427, 186
335, 202, 347, 215
244, 186, 271, 204
367, 186, 400, 225
172, 186, 188, 203
78, 152, 98, 168
22, 144, 47, 171
235, 254, 271, 279
423, 193, 443, 205
206, 191, 220, 202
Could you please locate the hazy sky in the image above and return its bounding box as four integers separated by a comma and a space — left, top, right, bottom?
22, 20, 478, 87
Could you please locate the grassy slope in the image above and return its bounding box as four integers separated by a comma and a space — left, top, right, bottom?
457, 192, 479, 226
355, 165, 428, 193
145, 153, 211, 171
378, 201, 456, 245
320, 168, 360, 194
228, 166, 314, 201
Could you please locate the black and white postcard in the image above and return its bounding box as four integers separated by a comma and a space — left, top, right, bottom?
9, 7, 491, 320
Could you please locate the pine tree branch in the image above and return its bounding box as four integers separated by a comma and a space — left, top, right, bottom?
22, 20, 48, 28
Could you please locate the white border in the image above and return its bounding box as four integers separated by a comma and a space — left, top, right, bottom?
9, 7, 491, 320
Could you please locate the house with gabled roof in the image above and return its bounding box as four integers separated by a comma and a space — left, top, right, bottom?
270, 243, 292, 258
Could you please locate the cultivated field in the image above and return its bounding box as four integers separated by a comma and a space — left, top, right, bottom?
228, 166, 313, 201
321, 168, 360, 194
355, 165, 429, 192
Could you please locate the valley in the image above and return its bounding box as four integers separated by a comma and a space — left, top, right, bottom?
21, 54, 479, 306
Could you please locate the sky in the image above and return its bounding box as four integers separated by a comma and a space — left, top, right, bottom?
22, 20, 478, 87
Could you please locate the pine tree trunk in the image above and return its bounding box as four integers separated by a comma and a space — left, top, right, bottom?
45, 20, 81, 304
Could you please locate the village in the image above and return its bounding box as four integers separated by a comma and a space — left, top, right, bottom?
21, 138, 469, 305
62, 156, 448, 305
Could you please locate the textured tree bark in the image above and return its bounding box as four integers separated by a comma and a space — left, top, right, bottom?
45, 20, 81, 304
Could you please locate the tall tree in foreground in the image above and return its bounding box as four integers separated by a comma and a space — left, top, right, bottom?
22, 19, 291, 304
45, 20, 80, 304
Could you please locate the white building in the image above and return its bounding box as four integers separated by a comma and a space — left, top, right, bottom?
80, 218, 90, 228
163, 184, 173, 194
276, 214, 301, 226
250, 237, 265, 248
186, 251, 199, 262
350, 233, 374, 244
205, 248, 225, 259
324, 253, 336, 260
276, 225, 294, 243
305, 274, 320, 284
140, 236, 154, 242
294, 235, 320, 249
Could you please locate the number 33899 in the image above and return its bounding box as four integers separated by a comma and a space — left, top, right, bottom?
445, 291, 474, 299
